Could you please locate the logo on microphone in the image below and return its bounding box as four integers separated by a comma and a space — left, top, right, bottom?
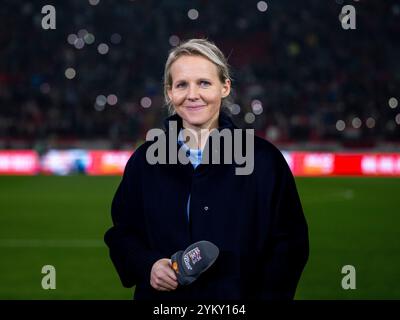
188, 247, 202, 264
171, 241, 219, 285
183, 247, 202, 270
172, 261, 179, 273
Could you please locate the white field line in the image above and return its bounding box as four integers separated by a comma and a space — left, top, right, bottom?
303, 189, 355, 203
0, 239, 104, 248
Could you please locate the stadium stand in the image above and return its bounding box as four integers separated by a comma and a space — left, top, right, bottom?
0, 0, 399, 151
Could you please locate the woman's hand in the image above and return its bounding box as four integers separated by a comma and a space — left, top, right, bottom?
150, 258, 178, 291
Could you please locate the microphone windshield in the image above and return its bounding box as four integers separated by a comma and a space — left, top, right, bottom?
171, 240, 219, 285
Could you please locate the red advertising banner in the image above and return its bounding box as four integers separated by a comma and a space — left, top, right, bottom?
87, 150, 133, 175
291, 152, 400, 177
0, 150, 399, 176
290, 152, 335, 176
0, 150, 39, 175
359, 154, 400, 176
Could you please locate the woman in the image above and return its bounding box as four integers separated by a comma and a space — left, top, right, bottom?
104, 39, 309, 300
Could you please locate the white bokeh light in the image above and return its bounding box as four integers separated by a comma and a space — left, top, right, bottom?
78, 29, 88, 38
107, 94, 118, 106
229, 104, 241, 115
388, 97, 398, 109
97, 43, 109, 55
336, 120, 345, 131
140, 97, 152, 108
251, 100, 263, 115
94, 103, 105, 112
84, 33, 95, 44
244, 113, 256, 124
96, 95, 107, 107
352, 117, 362, 129
65, 68, 76, 80
366, 117, 376, 129
67, 34, 77, 45
257, 1, 268, 12
188, 9, 199, 20
74, 38, 85, 49
169, 35, 180, 47
395, 114, 400, 125
89, 0, 100, 6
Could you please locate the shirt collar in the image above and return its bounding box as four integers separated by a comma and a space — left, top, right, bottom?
177, 129, 202, 162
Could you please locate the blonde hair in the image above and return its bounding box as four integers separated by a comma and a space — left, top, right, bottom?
163, 38, 233, 115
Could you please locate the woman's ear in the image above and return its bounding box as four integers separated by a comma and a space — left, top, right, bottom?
221, 79, 231, 98
167, 86, 173, 101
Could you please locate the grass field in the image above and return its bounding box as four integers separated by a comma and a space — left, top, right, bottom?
0, 176, 399, 299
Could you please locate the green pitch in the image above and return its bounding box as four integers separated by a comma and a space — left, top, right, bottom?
0, 176, 399, 299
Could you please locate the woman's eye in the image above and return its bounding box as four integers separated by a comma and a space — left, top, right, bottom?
176, 83, 186, 88
200, 81, 210, 87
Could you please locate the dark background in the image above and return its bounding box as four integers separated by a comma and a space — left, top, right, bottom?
1, 0, 399, 150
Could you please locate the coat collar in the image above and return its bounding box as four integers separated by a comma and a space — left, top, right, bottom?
161, 109, 237, 175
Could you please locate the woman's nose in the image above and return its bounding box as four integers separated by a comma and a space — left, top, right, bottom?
187, 84, 199, 100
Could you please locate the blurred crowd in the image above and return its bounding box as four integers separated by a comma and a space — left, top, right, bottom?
0, 0, 399, 150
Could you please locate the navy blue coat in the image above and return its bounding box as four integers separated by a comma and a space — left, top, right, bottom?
104, 111, 309, 300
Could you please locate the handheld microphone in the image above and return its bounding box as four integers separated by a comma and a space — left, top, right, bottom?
171, 240, 219, 285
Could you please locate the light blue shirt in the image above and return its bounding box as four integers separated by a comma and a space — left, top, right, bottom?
177, 129, 203, 221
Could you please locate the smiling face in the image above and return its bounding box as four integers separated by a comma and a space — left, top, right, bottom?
167, 55, 231, 131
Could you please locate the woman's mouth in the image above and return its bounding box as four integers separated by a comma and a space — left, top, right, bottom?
185, 105, 207, 111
